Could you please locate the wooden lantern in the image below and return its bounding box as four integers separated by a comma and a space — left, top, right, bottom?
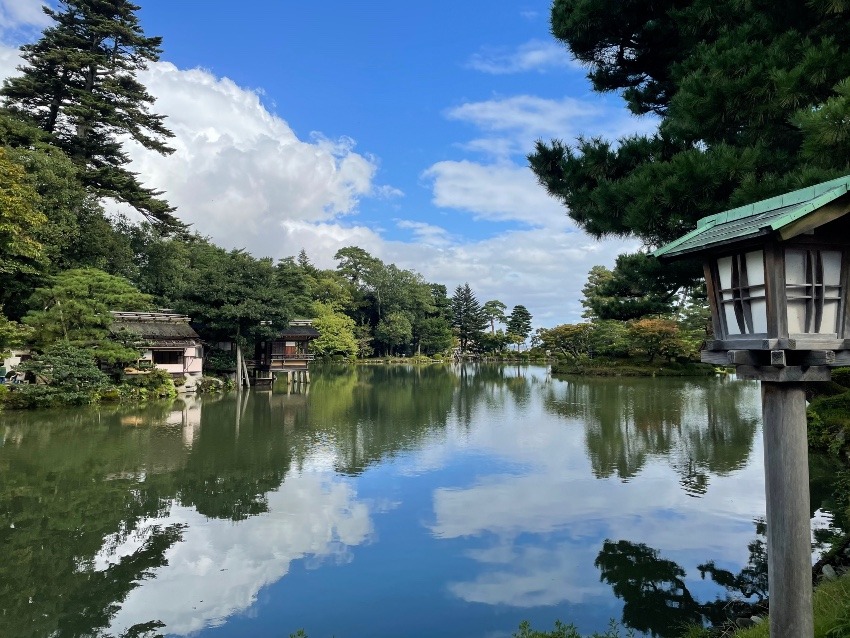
654, 174, 850, 638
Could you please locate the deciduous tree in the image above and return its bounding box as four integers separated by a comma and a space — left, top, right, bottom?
627, 317, 682, 362
537, 323, 594, 359
0, 147, 45, 276
311, 302, 358, 357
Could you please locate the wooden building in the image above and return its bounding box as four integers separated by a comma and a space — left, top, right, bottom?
254, 319, 319, 384
110, 311, 203, 388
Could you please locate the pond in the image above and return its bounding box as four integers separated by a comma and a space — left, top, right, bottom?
0, 364, 827, 637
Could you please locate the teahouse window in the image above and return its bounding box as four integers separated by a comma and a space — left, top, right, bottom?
153, 350, 183, 365
716, 250, 767, 335
785, 249, 842, 335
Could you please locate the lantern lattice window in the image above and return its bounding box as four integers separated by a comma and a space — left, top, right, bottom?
716, 250, 767, 335
785, 249, 842, 335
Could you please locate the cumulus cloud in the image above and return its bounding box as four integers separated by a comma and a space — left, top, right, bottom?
114, 62, 379, 255
422, 160, 568, 227
0, 29, 646, 325
466, 39, 579, 75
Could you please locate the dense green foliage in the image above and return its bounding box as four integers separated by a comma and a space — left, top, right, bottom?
530, 0, 850, 309
506, 304, 533, 348
23, 267, 152, 363
0, 147, 46, 276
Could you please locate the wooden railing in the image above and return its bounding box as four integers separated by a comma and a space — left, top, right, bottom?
270, 353, 315, 361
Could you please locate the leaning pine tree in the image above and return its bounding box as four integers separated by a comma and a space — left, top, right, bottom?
1, 0, 179, 230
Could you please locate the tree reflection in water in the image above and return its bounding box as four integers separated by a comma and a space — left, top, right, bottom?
596, 522, 769, 637
543, 376, 760, 494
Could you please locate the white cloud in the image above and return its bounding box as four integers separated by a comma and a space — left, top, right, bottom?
447, 94, 659, 158
0, 0, 50, 39
114, 62, 378, 254
395, 219, 455, 247
466, 39, 578, 75
0, 42, 641, 326
422, 160, 569, 227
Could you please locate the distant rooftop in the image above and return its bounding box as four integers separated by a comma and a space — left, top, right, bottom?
110, 311, 200, 344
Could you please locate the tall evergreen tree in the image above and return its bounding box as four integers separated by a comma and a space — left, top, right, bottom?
1, 0, 178, 229
450, 283, 487, 353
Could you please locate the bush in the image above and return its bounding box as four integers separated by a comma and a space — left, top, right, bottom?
513, 619, 634, 638
831, 367, 850, 389
119, 368, 177, 401
6, 343, 112, 408
808, 390, 850, 456
204, 347, 236, 372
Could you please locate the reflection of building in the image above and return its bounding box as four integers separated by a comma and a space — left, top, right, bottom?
110, 312, 203, 390
167, 396, 202, 446
254, 319, 319, 384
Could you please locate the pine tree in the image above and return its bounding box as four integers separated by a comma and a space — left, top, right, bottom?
506, 305, 532, 349
529, 0, 850, 300
1, 0, 178, 229
450, 283, 487, 353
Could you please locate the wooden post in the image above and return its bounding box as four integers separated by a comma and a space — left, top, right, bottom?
235, 326, 243, 391
235, 342, 242, 390
761, 381, 813, 638
241, 352, 250, 388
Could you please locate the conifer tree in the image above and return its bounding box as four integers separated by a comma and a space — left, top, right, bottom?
530, 0, 850, 300
506, 305, 532, 349
450, 283, 487, 353
1, 0, 178, 229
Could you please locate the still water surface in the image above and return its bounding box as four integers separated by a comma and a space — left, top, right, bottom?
1, 365, 776, 637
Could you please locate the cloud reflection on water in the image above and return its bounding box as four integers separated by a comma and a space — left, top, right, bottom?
104, 471, 373, 635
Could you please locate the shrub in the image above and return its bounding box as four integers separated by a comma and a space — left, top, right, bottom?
120, 368, 177, 401
6, 343, 112, 408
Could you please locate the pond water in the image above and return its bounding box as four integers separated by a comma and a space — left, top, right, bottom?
0, 364, 813, 637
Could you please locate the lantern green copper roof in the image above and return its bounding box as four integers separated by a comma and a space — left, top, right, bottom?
653, 174, 850, 259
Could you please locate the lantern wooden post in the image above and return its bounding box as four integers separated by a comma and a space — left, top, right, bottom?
762, 381, 813, 636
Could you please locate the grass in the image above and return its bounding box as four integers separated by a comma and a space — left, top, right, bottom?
735, 572, 850, 637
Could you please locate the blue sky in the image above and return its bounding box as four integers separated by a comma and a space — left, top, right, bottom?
0, 0, 654, 326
